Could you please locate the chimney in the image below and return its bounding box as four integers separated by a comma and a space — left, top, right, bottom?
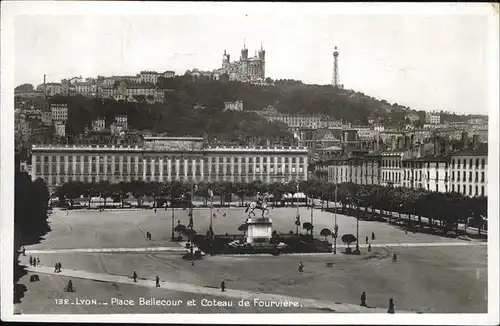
440, 138, 447, 155
391, 137, 397, 150
472, 134, 479, 149
434, 136, 441, 156
444, 138, 450, 155
461, 132, 469, 149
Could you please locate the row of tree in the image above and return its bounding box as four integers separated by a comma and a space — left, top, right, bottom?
54, 179, 487, 233
14, 172, 51, 303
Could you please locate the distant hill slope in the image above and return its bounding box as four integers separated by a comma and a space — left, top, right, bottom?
158, 76, 413, 124
47, 94, 293, 145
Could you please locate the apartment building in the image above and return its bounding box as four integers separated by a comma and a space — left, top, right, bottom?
402, 156, 449, 193
425, 112, 441, 124
450, 148, 487, 197
50, 103, 68, 122
380, 151, 404, 187
224, 100, 244, 112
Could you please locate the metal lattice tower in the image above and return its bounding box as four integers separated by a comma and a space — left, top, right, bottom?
332, 46, 339, 87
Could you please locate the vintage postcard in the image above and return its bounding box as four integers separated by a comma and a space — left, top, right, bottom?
1, 2, 499, 325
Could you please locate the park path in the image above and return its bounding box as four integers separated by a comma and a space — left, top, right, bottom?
24, 240, 486, 255
26, 265, 401, 313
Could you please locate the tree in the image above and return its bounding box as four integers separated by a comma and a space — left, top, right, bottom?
131, 180, 147, 207
341, 234, 357, 248
14, 172, 51, 303
82, 183, 98, 208
302, 222, 314, 235
15, 83, 34, 92
238, 223, 248, 234
174, 224, 187, 238
320, 228, 332, 241
233, 182, 247, 207
97, 180, 112, 209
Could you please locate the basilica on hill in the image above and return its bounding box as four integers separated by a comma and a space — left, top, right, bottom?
216, 42, 266, 82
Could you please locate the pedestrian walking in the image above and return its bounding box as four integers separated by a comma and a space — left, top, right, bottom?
405, 229, 408, 235
66, 280, 74, 292
36, 257, 40, 266
29, 256, 33, 266
133, 271, 138, 283
191, 258, 195, 267
360, 291, 367, 307
371, 232, 375, 241
220, 279, 226, 292
387, 298, 395, 314
58, 262, 62, 272
298, 261, 304, 273
54, 263, 58, 273
368, 243, 372, 252
155, 276, 160, 288
365, 236, 368, 244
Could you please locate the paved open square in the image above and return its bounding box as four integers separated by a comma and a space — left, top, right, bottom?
16, 207, 487, 314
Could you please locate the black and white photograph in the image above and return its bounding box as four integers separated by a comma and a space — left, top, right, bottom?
1, 2, 499, 324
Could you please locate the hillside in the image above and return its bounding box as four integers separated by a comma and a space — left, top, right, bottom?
48, 94, 293, 145
158, 75, 405, 124
22, 77, 474, 143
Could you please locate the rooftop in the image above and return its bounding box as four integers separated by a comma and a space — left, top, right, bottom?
450, 147, 488, 156
31, 144, 309, 154
404, 155, 450, 162
144, 136, 204, 141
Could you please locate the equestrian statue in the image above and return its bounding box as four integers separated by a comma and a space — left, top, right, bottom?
245, 192, 270, 218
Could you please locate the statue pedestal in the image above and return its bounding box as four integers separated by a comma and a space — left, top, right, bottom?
246, 218, 273, 244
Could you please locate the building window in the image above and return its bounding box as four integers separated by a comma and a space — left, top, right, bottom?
463, 171, 466, 181
469, 185, 472, 196
435, 184, 438, 192
445, 172, 448, 181
475, 159, 479, 169
481, 186, 485, 196
456, 159, 460, 168
469, 171, 472, 182
481, 159, 485, 169
469, 159, 473, 169
481, 172, 484, 182
475, 171, 478, 182
463, 185, 466, 194
475, 186, 478, 196
445, 185, 448, 193
452, 184, 455, 192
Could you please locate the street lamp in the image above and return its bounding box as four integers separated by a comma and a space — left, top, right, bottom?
333, 177, 338, 254
171, 199, 175, 240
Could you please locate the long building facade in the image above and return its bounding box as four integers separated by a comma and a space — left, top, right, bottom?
31, 138, 308, 190
319, 146, 487, 198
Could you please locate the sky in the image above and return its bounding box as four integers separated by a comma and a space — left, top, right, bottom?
13, 6, 495, 115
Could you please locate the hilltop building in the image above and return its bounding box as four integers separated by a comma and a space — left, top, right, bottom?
217, 42, 266, 82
